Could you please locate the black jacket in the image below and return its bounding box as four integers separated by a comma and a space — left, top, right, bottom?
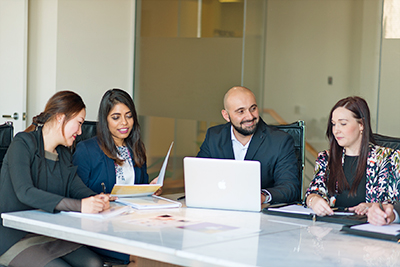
0, 127, 95, 255
73, 136, 149, 194
197, 118, 300, 203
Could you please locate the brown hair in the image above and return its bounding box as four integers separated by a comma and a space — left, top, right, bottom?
326, 96, 375, 196
25, 91, 86, 138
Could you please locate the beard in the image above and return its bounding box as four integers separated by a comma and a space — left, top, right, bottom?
231, 117, 258, 136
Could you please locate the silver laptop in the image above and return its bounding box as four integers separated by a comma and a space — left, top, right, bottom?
183, 157, 261, 212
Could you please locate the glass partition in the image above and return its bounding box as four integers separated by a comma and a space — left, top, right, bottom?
135, 0, 399, 195
135, 0, 265, 193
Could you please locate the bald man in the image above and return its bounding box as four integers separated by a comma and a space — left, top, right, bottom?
197, 86, 300, 204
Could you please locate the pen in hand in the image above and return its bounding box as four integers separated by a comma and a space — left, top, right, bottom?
379, 202, 384, 212
378, 201, 390, 224
101, 182, 106, 194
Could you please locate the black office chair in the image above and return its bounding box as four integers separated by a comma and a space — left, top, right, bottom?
0, 121, 14, 170
373, 133, 400, 151
72, 120, 97, 153
272, 121, 305, 199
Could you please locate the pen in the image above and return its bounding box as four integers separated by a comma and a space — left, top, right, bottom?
379, 202, 384, 212
101, 182, 106, 194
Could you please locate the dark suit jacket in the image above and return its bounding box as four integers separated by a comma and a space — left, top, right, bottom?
0, 127, 95, 256
197, 118, 300, 203
73, 137, 149, 194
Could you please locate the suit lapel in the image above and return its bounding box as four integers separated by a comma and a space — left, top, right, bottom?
245, 119, 267, 160
222, 124, 235, 159
35, 128, 47, 190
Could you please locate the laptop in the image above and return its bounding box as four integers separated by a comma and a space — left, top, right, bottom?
183, 157, 261, 212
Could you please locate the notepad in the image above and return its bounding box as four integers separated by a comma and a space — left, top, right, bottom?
341, 222, 400, 242
110, 142, 173, 197
267, 204, 355, 216
268, 204, 313, 215
61, 205, 132, 220
116, 195, 182, 210
350, 223, 400, 236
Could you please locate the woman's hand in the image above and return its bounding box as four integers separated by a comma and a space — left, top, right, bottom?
348, 202, 373, 215
367, 203, 395, 225
307, 194, 333, 216
81, 194, 110, 213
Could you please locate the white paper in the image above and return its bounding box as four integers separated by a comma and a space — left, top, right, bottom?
157, 141, 174, 185
116, 195, 182, 210
350, 223, 400, 236
268, 204, 314, 215
61, 205, 132, 220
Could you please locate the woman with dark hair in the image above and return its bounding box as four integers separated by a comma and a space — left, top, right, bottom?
304, 96, 400, 216
0, 91, 109, 267
73, 88, 158, 265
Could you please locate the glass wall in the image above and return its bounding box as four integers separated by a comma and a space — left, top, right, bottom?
135, 0, 265, 193
135, 0, 400, 195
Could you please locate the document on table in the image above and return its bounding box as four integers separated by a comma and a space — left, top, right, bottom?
61, 205, 132, 220
116, 195, 182, 210
110, 142, 173, 197
350, 223, 400, 236
267, 204, 355, 216
267, 204, 314, 215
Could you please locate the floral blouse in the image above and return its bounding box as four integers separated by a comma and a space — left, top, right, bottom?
304, 144, 400, 206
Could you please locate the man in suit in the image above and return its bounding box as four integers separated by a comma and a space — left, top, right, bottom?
367, 203, 400, 225
197, 86, 300, 204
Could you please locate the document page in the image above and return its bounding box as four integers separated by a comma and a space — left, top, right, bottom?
110, 142, 173, 197
116, 195, 182, 210
268, 204, 314, 215
350, 223, 400, 236
61, 205, 132, 220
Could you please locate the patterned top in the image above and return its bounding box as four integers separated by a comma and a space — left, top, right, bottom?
304, 144, 400, 206
115, 146, 135, 185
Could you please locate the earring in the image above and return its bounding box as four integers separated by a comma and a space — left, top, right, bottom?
360, 130, 363, 135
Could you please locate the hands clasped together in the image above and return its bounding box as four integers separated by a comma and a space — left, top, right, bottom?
306, 194, 395, 225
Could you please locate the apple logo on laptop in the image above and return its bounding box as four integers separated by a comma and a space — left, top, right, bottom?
218, 180, 227, 190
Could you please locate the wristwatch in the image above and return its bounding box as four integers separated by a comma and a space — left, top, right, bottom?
261, 189, 271, 203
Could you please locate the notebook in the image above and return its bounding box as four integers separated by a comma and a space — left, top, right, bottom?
183, 157, 261, 212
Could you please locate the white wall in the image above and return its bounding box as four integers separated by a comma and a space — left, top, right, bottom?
28, 0, 58, 123
27, 0, 135, 122
263, 0, 382, 152
0, 0, 28, 133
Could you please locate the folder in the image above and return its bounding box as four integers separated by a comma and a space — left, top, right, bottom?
341, 223, 400, 242
110, 142, 173, 197
262, 204, 367, 225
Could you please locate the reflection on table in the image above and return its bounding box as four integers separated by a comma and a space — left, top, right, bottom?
2, 200, 400, 267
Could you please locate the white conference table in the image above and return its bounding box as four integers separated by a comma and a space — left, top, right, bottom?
2, 199, 400, 267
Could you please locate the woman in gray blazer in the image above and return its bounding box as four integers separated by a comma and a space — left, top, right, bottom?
0, 91, 109, 267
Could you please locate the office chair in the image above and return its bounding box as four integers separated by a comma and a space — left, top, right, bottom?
272, 121, 305, 199
72, 120, 97, 153
373, 133, 400, 151
0, 121, 14, 170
